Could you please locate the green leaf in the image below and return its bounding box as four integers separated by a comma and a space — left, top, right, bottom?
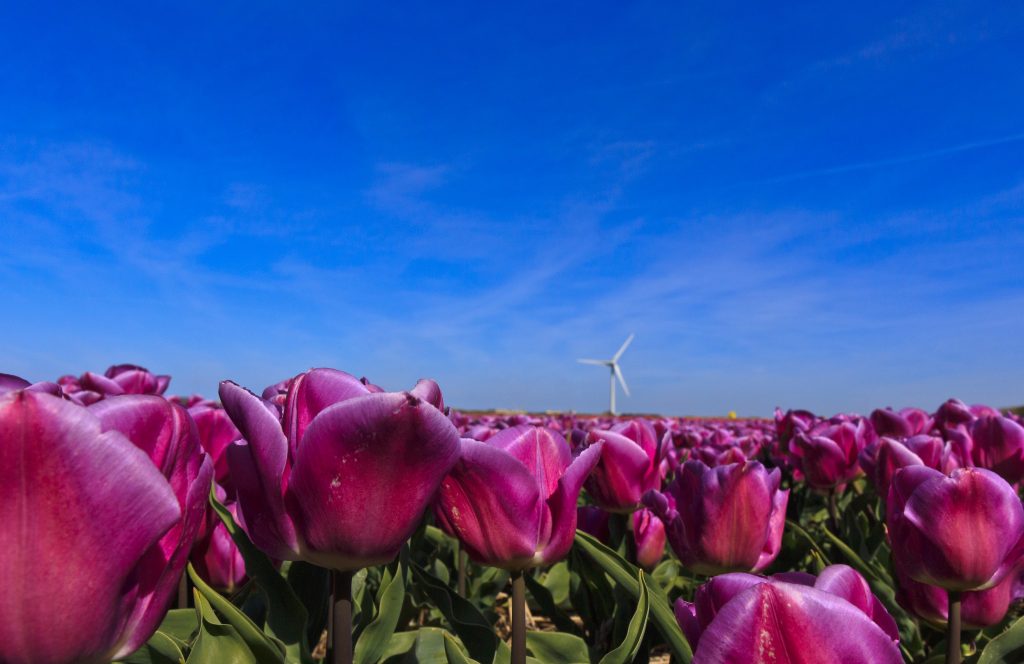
979, 615, 1024, 663
354, 561, 407, 664
285, 561, 331, 648
524, 573, 584, 637
525, 632, 590, 664
599, 570, 650, 664
158, 609, 200, 646
189, 564, 287, 663
411, 562, 498, 664
210, 488, 314, 663
541, 562, 572, 607
117, 631, 185, 664
187, 590, 261, 664
573, 530, 692, 663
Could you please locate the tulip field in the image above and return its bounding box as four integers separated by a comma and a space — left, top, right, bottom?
5, 365, 1024, 664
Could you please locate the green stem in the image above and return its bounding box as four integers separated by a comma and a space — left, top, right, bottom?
510, 571, 526, 664
947, 591, 961, 664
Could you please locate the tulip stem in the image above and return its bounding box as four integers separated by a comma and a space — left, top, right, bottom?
828, 489, 840, 533
457, 548, 468, 596
177, 573, 189, 609
947, 591, 961, 664
332, 570, 353, 664
510, 571, 526, 664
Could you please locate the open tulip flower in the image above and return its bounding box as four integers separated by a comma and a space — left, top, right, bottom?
887, 465, 1024, 591
968, 414, 1024, 484
581, 418, 662, 512
675, 565, 902, 663
435, 425, 603, 570
788, 419, 868, 490
0, 389, 212, 664
644, 460, 788, 575
219, 368, 460, 571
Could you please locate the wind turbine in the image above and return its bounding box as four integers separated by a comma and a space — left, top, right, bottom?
578, 333, 634, 415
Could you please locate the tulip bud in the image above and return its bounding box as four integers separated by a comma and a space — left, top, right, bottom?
887, 466, 1024, 591
583, 419, 663, 512
643, 460, 788, 575
632, 508, 666, 570
435, 426, 603, 570
221, 368, 461, 571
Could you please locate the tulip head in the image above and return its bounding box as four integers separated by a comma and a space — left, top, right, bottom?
887, 465, 1024, 591
632, 508, 666, 570
582, 419, 662, 512
789, 420, 867, 490
221, 368, 461, 571
676, 565, 901, 663
435, 426, 603, 571
894, 565, 1022, 629
970, 415, 1024, 484
644, 460, 788, 575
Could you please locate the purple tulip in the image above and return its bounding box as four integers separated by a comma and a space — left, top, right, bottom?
435, 426, 603, 570
220, 368, 460, 571
192, 486, 249, 593
894, 566, 1021, 629
774, 407, 816, 445
887, 465, 1024, 591
632, 508, 666, 570
676, 565, 901, 663
859, 435, 957, 497
582, 419, 663, 512
189, 400, 242, 490
870, 407, 932, 439
0, 390, 212, 664
643, 460, 788, 575
969, 415, 1024, 484
789, 420, 867, 490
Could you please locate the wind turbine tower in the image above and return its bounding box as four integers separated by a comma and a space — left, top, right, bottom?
578, 333, 634, 415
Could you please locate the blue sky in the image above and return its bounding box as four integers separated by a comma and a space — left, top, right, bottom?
1, 1, 1022, 415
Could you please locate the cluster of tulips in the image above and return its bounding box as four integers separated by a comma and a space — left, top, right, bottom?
3, 365, 1024, 664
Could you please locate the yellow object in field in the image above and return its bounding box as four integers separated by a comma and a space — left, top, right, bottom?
727, 410, 737, 419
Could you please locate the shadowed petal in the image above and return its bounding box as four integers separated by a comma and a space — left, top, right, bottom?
815, 565, 900, 642
539, 442, 604, 565
409, 378, 445, 410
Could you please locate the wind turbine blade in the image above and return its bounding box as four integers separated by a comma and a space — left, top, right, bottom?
613, 364, 630, 397
613, 333, 635, 362
577, 359, 609, 366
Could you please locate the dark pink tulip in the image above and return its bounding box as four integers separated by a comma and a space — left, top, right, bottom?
435, 426, 603, 570
0, 390, 211, 664
888, 465, 1024, 591
644, 460, 788, 575
789, 420, 866, 490
632, 508, 665, 570
81, 364, 171, 397
220, 368, 460, 571
577, 505, 611, 543
677, 565, 901, 663
774, 407, 816, 445
970, 415, 1024, 484
871, 407, 920, 438
582, 420, 662, 512
192, 486, 248, 593
859, 435, 955, 497
894, 566, 1020, 629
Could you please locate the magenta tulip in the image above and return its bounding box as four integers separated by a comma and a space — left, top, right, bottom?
0, 390, 212, 664
435, 426, 603, 570
894, 566, 1021, 629
632, 508, 666, 570
643, 460, 788, 575
582, 419, 663, 512
887, 466, 1024, 591
859, 435, 957, 497
220, 368, 460, 571
969, 415, 1024, 484
676, 565, 902, 663
789, 420, 867, 490
192, 486, 249, 593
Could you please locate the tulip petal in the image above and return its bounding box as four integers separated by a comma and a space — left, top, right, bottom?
0, 391, 180, 664
694, 581, 904, 663
585, 429, 652, 511
540, 442, 604, 565
753, 486, 789, 572
436, 438, 543, 569
219, 380, 297, 553
815, 565, 900, 642
288, 392, 460, 570
489, 425, 571, 498
284, 368, 370, 457
0, 373, 30, 395
410, 378, 445, 410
